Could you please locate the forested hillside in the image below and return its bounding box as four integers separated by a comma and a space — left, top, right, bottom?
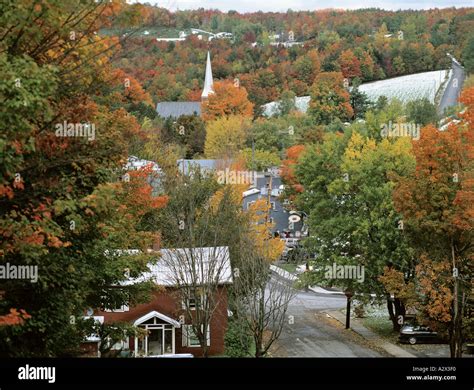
108, 5, 474, 111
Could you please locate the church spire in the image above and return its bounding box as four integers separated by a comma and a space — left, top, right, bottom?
201, 51, 214, 100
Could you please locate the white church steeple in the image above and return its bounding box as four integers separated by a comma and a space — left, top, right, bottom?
201, 51, 214, 100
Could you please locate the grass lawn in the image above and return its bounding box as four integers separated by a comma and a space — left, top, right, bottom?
362, 315, 399, 343
277, 263, 298, 274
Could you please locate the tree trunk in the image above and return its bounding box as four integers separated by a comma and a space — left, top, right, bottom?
254, 334, 263, 358
450, 240, 463, 358
387, 296, 405, 332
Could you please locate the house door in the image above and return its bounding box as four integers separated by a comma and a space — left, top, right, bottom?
147, 328, 163, 355
139, 325, 174, 356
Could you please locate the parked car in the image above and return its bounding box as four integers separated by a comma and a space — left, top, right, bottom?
399, 324, 440, 345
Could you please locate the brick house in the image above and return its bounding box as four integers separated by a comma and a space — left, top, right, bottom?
87, 246, 232, 357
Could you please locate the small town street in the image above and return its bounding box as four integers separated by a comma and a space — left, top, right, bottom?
270, 289, 384, 357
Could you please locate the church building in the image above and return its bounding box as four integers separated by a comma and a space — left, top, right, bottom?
156, 51, 214, 119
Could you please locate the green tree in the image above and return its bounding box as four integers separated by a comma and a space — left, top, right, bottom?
296, 131, 417, 330
308, 72, 353, 124
462, 34, 474, 74
350, 78, 370, 119
406, 98, 438, 127
277, 90, 297, 116
240, 148, 281, 171
162, 115, 206, 158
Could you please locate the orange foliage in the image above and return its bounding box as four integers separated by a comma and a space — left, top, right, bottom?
338, 49, 362, 79
202, 81, 254, 121
416, 255, 453, 323
281, 145, 306, 197
109, 68, 153, 106
0, 308, 31, 327
122, 164, 168, 217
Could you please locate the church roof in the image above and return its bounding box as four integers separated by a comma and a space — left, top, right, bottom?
156, 101, 201, 118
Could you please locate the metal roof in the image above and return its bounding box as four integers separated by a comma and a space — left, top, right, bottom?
156, 102, 201, 118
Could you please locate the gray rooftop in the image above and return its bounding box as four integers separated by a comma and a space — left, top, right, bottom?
156, 102, 202, 118
177, 159, 220, 175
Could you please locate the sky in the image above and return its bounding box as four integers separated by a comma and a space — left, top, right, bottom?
140, 0, 473, 13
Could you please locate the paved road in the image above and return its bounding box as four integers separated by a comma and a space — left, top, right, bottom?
271, 289, 382, 357
439, 61, 465, 115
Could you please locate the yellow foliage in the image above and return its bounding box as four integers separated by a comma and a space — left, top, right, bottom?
246, 199, 285, 262
204, 116, 250, 159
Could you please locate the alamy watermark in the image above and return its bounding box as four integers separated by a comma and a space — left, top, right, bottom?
55, 121, 95, 141
216, 168, 257, 186
324, 263, 365, 283
380, 121, 420, 141
0, 263, 38, 283
18, 365, 55, 384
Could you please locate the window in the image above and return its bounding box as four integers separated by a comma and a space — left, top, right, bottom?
104, 303, 129, 313
182, 291, 206, 310
181, 296, 197, 310
247, 200, 255, 210
182, 325, 210, 347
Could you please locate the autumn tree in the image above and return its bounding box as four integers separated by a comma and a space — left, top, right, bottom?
161, 115, 206, 158
338, 49, 362, 79
0, 0, 165, 356
205, 115, 250, 159
308, 72, 353, 124
240, 148, 281, 172
393, 88, 474, 357
202, 80, 254, 121
246, 199, 285, 262
293, 49, 321, 88
232, 235, 295, 358
153, 170, 247, 357
280, 145, 306, 202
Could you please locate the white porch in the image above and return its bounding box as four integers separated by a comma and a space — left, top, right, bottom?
133, 311, 181, 357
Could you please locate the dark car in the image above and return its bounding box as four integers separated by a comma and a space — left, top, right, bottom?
399, 324, 440, 345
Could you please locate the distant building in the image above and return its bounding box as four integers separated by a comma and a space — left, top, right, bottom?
156, 102, 202, 118
177, 159, 230, 176
155, 37, 186, 42
124, 156, 162, 196
156, 51, 214, 119
242, 171, 304, 237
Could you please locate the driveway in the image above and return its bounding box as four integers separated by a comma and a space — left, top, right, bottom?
270, 289, 383, 357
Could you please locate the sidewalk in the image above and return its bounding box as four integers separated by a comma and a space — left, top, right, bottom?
324, 310, 416, 358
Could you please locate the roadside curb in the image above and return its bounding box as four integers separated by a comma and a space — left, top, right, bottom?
324, 310, 416, 358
